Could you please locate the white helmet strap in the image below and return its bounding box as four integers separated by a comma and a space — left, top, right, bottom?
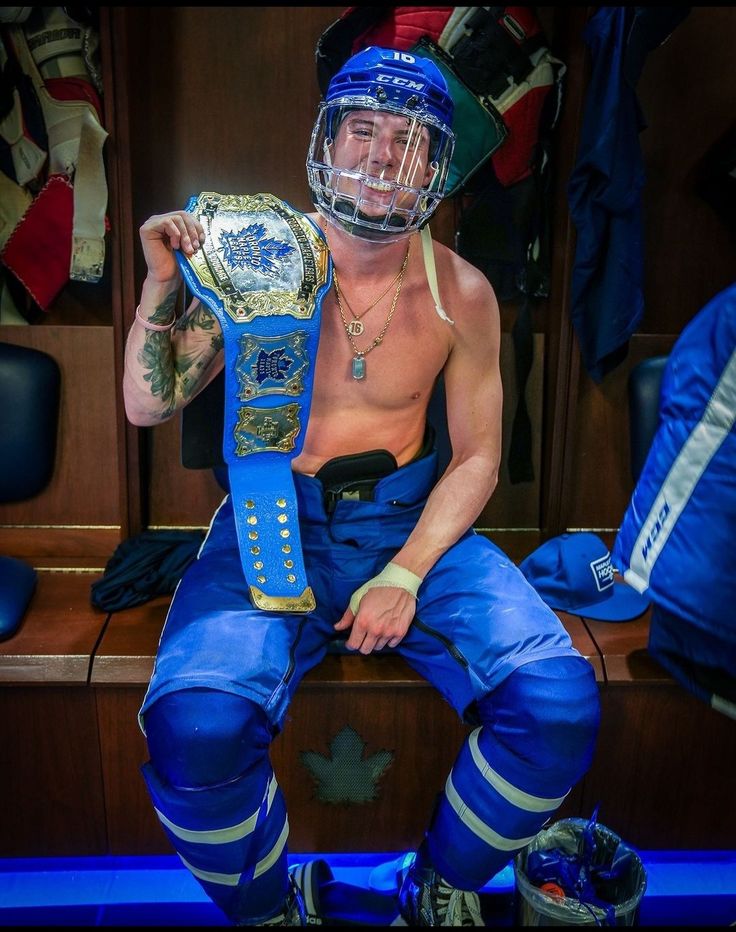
420, 224, 453, 325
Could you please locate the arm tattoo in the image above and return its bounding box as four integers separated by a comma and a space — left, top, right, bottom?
139, 332, 176, 416
177, 302, 218, 333
150, 291, 178, 325
137, 298, 223, 419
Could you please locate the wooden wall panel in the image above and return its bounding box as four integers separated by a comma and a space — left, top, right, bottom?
0, 686, 107, 856
0, 527, 120, 565
273, 682, 470, 854
96, 687, 173, 855
123, 7, 338, 258
148, 418, 225, 528
579, 683, 736, 849
637, 6, 736, 334
538, 5, 592, 538
567, 333, 677, 530
554, 7, 735, 533
479, 334, 544, 531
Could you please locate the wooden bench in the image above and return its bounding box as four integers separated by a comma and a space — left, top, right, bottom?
2, 572, 734, 858
0, 572, 108, 856
89, 597, 600, 856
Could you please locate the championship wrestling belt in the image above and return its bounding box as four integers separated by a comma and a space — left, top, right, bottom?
176, 192, 331, 613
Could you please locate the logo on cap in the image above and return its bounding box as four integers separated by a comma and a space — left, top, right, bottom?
590, 554, 614, 593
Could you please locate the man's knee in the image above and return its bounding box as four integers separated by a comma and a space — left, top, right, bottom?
143, 688, 273, 790
477, 655, 600, 789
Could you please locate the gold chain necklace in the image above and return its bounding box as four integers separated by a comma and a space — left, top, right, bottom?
334, 260, 407, 336
333, 242, 411, 381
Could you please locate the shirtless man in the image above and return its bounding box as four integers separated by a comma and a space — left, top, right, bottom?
123, 47, 600, 927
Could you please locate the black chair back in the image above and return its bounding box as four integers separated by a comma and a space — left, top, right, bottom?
0, 341, 61, 640
627, 355, 668, 483
0, 342, 61, 503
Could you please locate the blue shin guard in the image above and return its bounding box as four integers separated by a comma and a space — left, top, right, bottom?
425, 655, 600, 889
141, 689, 291, 923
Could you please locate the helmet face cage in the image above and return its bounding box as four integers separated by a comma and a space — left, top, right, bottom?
306, 48, 455, 243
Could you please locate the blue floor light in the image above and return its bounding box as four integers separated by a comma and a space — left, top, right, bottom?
0, 850, 735, 926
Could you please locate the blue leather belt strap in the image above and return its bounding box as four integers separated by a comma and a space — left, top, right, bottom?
176, 192, 331, 612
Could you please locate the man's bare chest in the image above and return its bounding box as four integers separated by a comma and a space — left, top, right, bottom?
313, 290, 451, 409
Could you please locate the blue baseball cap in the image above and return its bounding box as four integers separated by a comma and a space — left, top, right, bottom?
519, 532, 650, 622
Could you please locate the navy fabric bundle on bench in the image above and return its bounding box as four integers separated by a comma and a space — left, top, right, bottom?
91, 529, 205, 612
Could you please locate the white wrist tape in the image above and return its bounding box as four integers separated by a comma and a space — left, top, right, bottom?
349, 562, 424, 615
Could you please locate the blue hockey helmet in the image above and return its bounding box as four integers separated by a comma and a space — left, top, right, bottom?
307, 46, 455, 243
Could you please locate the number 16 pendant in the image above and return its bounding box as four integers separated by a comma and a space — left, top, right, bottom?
352, 355, 366, 380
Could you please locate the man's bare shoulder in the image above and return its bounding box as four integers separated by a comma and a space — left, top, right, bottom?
432, 238, 499, 324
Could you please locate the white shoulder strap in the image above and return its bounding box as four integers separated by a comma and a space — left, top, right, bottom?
420, 224, 454, 325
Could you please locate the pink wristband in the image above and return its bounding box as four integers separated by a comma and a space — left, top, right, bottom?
135, 305, 176, 332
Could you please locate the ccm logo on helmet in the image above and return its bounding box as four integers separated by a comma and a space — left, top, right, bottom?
376, 75, 426, 90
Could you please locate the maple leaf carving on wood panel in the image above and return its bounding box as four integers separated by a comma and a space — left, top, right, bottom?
300, 725, 395, 804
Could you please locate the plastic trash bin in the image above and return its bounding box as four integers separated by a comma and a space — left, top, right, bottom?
514, 816, 647, 926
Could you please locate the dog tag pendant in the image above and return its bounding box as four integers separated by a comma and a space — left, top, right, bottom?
352, 355, 366, 380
